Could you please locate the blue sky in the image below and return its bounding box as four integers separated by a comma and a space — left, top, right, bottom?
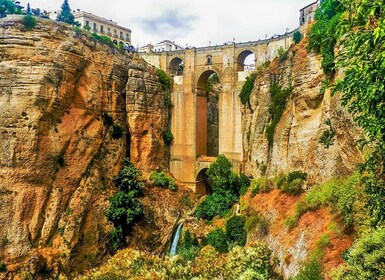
27, 0, 313, 48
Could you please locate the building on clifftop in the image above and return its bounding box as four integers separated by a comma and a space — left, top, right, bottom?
49, 9, 132, 46
299, 0, 321, 26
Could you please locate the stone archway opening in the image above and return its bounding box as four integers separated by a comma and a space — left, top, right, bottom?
237, 50, 255, 71
169, 57, 184, 76
196, 70, 220, 157
196, 168, 212, 195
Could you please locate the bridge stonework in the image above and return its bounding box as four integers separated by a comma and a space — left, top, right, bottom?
140, 32, 295, 193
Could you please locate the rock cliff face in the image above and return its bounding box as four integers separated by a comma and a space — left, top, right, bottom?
242, 39, 362, 182
0, 16, 167, 277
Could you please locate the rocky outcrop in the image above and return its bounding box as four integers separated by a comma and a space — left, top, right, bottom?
242, 39, 362, 182
0, 16, 167, 277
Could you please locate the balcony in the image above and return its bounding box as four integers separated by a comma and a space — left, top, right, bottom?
120, 35, 124, 40
107, 31, 112, 36
113, 34, 118, 38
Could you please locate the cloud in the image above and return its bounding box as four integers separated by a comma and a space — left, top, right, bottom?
136, 9, 197, 39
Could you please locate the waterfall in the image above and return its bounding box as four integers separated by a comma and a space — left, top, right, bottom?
170, 222, 183, 256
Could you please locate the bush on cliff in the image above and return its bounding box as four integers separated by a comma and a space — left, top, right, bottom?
239, 73, 257, 105
149, 171, 177, 191
22, 15, 36, 30
106, 159, 143, 252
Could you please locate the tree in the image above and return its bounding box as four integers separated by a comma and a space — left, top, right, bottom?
0, 0, 16, 18
26, 3, 30, 15
56, 0, 76, 25
293, 31, 302, 44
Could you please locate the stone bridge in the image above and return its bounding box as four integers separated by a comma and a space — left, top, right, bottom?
140, 32, 295, 194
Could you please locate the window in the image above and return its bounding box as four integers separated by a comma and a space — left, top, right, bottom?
93, 23, 97, 31
85, 20, 89, 27
120, 31, 123, 39
206, 55, 212, 65
100, 25, 104, 33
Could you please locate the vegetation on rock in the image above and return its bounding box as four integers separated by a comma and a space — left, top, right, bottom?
22, 15, 36, 30
293, 31, 302, 44
239, 73, 257, 105
308, 0, 343, 76
149, 171, 177, 191
76, 243, 280, 280
105, 159, 144, 252
56, 0, 78, 26
265, 83, 292, 148
195, 155, 249, 220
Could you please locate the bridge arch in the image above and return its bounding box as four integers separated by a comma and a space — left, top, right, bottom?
195, 168, 212, 195
169, 57, 184, 76
237, 50, 255, 71
196, 70, 220, 158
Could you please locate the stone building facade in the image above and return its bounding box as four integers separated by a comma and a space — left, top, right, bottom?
74, 11, 131, 45
299, 0, 320, 25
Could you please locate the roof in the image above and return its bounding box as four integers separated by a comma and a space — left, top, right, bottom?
299, 0, 319, 11
156, 40, 178, 45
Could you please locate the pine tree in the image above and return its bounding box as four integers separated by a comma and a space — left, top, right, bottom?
56, 0, 75, 25
26, 3, 31, 15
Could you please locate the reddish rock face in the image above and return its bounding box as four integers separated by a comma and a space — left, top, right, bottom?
0, 16, 167, 276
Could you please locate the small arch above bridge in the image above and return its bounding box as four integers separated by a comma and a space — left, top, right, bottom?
237, 50, 255, 71
169, 57, 184, 76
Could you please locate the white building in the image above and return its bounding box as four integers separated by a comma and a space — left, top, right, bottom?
138, 44, 154, 53
299, 0, 320, 26
49, 9, 132, 46
154, 40, 183, 52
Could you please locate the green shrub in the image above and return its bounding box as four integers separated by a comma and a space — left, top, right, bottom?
266, 83, 292, 148
332, 228, 385, 280
287, 171, 308, 183
106, 159, 144, 251
245, 212, 269, 235
178, 230, 200, 261
92, 32, 115, 47
163, 130, 173, 145
308, 0, 344, 76
111, 124, 123, 139
250, 177, 271, 196
206, 228, 228, 253
114, 159, 144, 193
293, 254, 323, 280
226, 216, 247, 247
0, 262, 6, 272
306, 175, 359, 228
284, 215, 298, 230
196, 155, 248, 220
239, 174, 251, 196
149, 171, 177, 191
293, 31, 302, 44
23, 15, 36, 30
195, 191, 238, 220
156, 69, 173, 91
278, 47, 288, 62
239, 73, 257, 105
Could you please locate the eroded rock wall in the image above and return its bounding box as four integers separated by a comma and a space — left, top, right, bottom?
0, 16, 167, 277
242, 40, 362, 182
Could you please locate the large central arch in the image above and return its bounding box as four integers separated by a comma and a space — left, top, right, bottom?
196, 70, 220, 157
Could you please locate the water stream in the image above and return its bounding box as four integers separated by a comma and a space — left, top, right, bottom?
170, 222, 183, 256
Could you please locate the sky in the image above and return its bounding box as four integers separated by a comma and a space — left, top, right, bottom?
25, 0, 313, 48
